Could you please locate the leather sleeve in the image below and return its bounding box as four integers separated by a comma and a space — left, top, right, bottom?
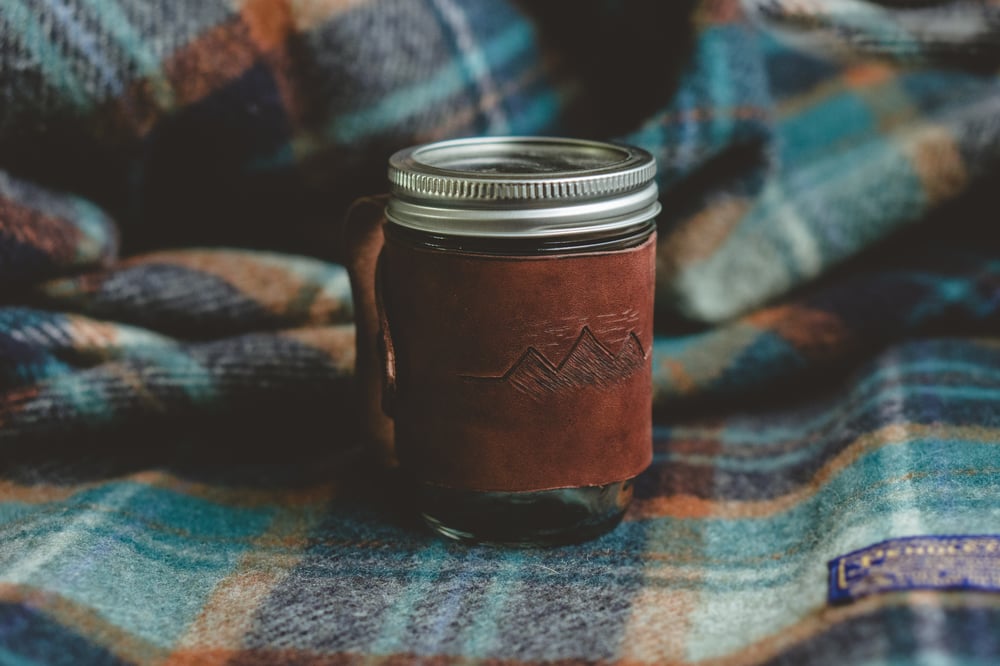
382, 233, 656, 492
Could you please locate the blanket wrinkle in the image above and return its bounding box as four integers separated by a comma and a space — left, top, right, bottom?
743, 0, 1000, 64
1, 0, 1000, 663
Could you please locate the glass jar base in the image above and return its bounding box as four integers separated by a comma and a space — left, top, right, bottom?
417, 479, 633, 547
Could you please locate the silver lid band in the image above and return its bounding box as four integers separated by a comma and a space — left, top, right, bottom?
386, 137, 659, 240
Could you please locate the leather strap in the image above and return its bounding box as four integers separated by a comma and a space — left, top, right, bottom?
373, 251, 396, 416
344, 195, 656, 490
341, 194, 396, 467
381, 232, 656, 492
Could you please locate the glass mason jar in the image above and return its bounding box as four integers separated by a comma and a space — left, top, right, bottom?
378, 137, 659, 546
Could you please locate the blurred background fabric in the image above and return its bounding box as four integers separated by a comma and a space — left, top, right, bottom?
2, 0, 1000, 663
743, 0, 1000, 64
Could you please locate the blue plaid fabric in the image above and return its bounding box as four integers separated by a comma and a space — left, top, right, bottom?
1, 0, 1000, 663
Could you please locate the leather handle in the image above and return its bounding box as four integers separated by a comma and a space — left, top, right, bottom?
374, 252, 396, 416
341, 194, 397, 467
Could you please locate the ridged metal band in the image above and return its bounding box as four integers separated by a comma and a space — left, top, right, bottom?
388, 159, 657, 202
386, 137, 660, 239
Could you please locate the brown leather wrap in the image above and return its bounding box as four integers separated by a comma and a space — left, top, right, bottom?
381, 231, 656, 492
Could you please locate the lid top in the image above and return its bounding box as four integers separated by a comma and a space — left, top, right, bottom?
410, 137, 632, 176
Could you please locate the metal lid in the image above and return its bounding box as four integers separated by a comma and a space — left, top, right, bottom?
386, 137, 660, 239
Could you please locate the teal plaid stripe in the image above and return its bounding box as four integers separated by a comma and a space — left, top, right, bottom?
638, 25, 1000, 322
0, 0, 232, 113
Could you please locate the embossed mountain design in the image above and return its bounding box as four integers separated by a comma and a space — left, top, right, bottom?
462, 327, 647, 399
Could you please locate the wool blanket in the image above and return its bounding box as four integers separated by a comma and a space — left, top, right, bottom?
2, 0, 1000, 663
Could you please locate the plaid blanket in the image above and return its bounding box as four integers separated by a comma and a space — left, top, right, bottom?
743, 0, 1000, 63
2, 0, 1000, 663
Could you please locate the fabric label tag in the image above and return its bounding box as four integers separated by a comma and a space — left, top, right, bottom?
829, 535, 1000, 604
